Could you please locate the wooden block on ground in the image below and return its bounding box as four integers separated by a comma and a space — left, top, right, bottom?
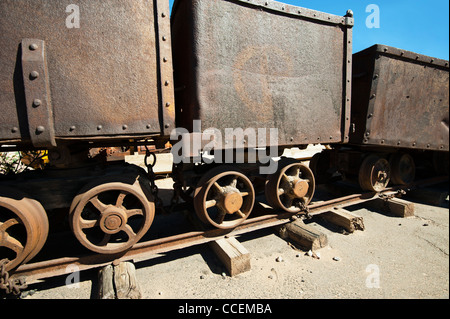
369, 197, 415, 218
98, 261, 141, 299
278, 219, 328, 251
209, 237, 251, 277
321, 208, 365, 233
386, 197, 415, 217
98, 264, 115, 299
114, 262, 141, 299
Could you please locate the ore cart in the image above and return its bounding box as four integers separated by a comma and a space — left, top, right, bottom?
171, 0, 354, 150
351, 44, 449, 153
170, 0, 354, 224
319, 44, 449, 191
0, 0, 174, 271
0, 0, 174, 151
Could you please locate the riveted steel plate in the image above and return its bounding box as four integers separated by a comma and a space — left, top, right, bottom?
0, 0, 175, 147
21, 39, 56, 148
350, 44, 449, 152
171, 0, 353, 149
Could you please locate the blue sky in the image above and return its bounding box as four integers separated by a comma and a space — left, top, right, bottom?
169, 0, 449, 60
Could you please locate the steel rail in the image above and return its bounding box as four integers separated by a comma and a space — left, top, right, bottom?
10, 176, 448, 284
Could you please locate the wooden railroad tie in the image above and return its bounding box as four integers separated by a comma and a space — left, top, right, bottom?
98, 261, 142, 299
367, 197, 415, 218
277, 219, 328, 252
209, 237, 251, 277
321, 207, 365, 233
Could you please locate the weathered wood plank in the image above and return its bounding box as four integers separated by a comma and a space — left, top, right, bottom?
98, 264, 115, 299
386, 197, 415, 218
97, 261, 141, 299
278, 219, 328, 251
209, 237, 251, 277
114, 261, 141, 299
368, 197, 415, 218
321, 208, 365, 232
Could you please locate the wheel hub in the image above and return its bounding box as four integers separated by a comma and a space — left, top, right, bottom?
222, 192, 243, 214
292, 179, 309, 198
100, 208, 127, 234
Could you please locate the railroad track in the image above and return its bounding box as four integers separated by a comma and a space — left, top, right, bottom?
9, 176, 448, 285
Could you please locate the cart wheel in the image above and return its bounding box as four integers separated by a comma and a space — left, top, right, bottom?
194, 166, 255, 230
70, 177, 154, 255
358, 155, 391, 192
0, 189, 49, 271
390, 152, 415, 185
265, 162, 315, 213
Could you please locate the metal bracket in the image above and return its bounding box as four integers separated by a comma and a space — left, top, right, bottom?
155, 0, 176, 136
21, 39, 56, 148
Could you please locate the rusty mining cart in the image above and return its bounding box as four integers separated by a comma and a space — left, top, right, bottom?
310, 44, 449, 192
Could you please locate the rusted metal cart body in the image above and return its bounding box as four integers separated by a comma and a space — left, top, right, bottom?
350, 44, 449, 152
0, 0, 175, 150
312, 45, 449, 191
171, 0, 354, 150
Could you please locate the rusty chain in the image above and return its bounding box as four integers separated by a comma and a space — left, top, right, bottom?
296, 201, 312, 220
379, 189, 407, 201
0, 259, 28, 296
144, 145, 165, 212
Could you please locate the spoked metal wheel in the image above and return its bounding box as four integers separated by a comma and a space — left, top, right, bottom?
358, 154, 391, 192
194, 167, 255, 230
265, 162, 315, 213
390, 152, 415, 185
69, 177, 155, 255
0, 189, 49, 272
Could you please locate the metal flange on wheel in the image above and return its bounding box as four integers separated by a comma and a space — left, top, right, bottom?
69, 175, 155, 255
0, 188, 49, 272
194, 166, 256, 230
265, 161, 316, 213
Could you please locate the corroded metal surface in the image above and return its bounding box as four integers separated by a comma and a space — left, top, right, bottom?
390, 152, 416, 186
265, 162, 315, 213
358, 154, 391, 192
21, 39, 56, 148
171, 0, 353, 149
193, 166, 255, 229
69, 176, 155, 255
0, 188, 49, 272
0, 0, 174, 147
350, 44, 449, 152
